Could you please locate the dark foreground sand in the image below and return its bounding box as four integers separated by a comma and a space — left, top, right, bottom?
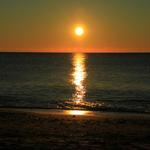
0, 108, 150, 150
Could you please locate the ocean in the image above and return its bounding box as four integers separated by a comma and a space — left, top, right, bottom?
0, 53, 150, 113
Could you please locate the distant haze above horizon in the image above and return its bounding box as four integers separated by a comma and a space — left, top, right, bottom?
0, 0, 150, 52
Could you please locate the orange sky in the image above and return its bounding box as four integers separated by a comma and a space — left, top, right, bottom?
0, 0, 150, 52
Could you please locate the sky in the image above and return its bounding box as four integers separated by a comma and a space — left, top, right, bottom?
0, 0, 150, 52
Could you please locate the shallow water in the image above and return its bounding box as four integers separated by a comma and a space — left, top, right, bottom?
0, 53, 150, 113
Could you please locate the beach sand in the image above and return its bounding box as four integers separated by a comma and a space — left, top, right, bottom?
0, 108, 150, 150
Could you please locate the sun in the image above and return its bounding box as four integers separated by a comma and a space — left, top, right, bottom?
75, 26, 84, 36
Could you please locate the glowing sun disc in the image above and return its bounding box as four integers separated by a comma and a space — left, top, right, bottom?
75, 27, 84, 36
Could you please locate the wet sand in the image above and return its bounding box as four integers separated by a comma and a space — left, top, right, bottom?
0, 108, 150, 150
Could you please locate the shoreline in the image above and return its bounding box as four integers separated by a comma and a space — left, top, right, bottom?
0, 108, 150, 149
0, 107, 150, 114
1, 107, 150, 122
0, 106, 150, 115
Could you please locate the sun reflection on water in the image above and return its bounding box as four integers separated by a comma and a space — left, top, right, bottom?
63, 53, 103, 111
71, 53, 87, 104
65, 110, 88, 116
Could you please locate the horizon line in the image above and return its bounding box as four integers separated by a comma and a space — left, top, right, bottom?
0, 48, 150, 53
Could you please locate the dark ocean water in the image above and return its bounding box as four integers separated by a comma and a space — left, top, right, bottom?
0, 53, 150, 113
